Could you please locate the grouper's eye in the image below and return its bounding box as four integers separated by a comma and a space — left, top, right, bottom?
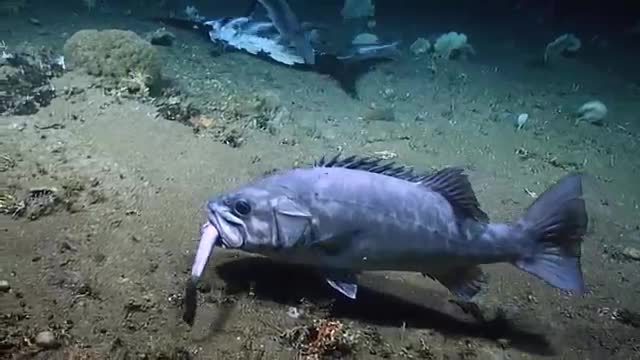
233, 199, 252, 216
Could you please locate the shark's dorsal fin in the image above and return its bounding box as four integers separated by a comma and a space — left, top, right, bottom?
244, 0, 259, 17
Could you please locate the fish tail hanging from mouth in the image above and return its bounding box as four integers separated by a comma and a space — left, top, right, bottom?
183, 222, 219, 326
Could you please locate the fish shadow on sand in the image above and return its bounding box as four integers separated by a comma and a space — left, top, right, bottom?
214, 256, 556, 356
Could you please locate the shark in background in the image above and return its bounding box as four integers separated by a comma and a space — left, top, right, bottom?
244, 0, 316, 65
155, 0, 400, 98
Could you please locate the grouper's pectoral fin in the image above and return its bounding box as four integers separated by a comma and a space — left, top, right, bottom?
423, 266, 488, 301
323, 271, 358, 299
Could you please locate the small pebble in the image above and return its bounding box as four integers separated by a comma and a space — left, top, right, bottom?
35, 331, 59, 349
287, 306, 303, 319
622, 247, 640, 261
36, 331, 59, 349
516, 113, 529, 129
0, 280, 10, 292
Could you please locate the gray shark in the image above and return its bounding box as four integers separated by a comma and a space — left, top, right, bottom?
156, 12, 398, 98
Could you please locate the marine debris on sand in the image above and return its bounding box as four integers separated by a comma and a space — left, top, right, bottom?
154, 90, 290, 148
0, 187, 60, 220
0, 176, 105, 220
281, 319, 360, 359
0, 44, 64, 115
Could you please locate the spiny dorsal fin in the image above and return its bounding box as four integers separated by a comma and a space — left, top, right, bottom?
419, 167, 489, 222
314, 154, 420, 181
314, 154, 488, 222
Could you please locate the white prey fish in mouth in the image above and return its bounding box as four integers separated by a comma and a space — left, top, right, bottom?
183, 154, 588, 325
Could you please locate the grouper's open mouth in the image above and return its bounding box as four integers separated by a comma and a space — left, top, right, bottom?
207, 203, 247, 249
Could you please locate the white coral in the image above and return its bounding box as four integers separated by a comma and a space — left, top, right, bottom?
185, 5, 205, 22
544, 33, 581, 64
433, 32, 475, 60
409, 37, 431, 55
341, 0, 375, 20
576, 100, 607, 125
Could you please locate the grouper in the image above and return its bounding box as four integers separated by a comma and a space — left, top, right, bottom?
183, 155, 588, 325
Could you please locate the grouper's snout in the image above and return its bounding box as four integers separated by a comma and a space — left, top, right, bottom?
183, 222, 219, 326
207, 201, 247, 249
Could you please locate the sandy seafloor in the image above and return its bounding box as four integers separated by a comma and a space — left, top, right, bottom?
1, 1, 640, 359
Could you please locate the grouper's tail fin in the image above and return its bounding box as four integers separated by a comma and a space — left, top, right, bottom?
515, 174, 588, 294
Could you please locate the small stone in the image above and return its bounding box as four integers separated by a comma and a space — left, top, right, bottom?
410, 37, 431, 55
35, 331, 59, 349
0, 280, 10, 292
352, 32, 379, 45
382, 88, 395, 99
146, 28, 176, 47
622, 247, 640, 261
287, 306, 302, 319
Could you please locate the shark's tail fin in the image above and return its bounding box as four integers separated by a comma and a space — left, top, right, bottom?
313, 53, 360, 98
314, 52, 394, 99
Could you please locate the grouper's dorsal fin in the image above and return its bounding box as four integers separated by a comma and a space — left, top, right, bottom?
419, 167, 489, 223
313, 154, 489, 222
314, 154, 418, 180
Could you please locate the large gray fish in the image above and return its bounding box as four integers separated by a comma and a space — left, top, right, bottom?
183, 155, 588, 325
